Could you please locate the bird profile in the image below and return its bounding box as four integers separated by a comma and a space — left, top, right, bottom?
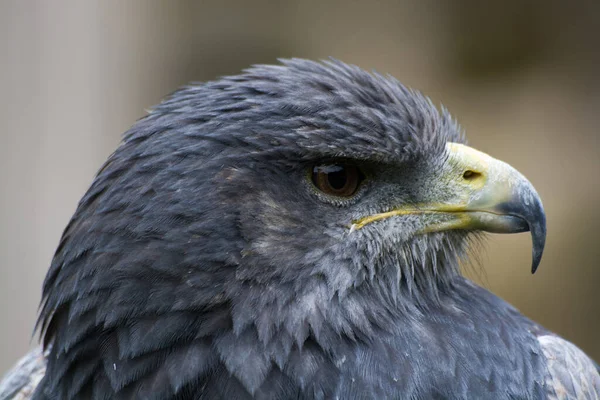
0, 58, 598, 399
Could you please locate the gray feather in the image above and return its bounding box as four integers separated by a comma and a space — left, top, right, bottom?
0, 348, 47, 400
539, 335, 600, 399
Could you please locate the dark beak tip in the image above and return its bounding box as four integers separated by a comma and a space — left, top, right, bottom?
529, 217, 547, 275
531, 256, 541, 274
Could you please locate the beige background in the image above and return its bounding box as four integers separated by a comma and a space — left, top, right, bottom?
1, 0, 598, 373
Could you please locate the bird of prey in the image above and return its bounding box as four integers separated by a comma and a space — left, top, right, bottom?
1, 59, 598, 399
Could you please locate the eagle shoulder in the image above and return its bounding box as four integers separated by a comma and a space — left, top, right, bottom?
539, 335, 600, 399
0, 348, 47, 400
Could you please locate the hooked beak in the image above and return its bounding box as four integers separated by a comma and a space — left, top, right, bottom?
351, 143, 546, 273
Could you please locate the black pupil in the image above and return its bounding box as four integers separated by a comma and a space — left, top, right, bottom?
314, 165, 348, 191
327, 167, 347, 190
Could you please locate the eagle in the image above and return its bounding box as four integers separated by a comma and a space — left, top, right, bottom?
1, 59, 598, 399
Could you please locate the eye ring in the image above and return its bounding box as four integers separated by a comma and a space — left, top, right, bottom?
311, 163, 365, 198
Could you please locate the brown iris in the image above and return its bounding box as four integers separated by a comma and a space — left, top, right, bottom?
311, 163, 364, 197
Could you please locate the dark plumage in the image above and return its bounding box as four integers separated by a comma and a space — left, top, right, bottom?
1, 59, 598, 399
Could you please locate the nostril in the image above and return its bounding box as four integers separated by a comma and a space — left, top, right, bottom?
463, 170, 482, 180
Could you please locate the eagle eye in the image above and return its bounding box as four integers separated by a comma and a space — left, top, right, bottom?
311, 163, 364, 198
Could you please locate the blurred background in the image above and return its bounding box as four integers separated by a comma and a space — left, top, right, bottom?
0, 0, 598, 373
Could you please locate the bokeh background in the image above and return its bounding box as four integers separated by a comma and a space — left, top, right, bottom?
1, 0, 598, 373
